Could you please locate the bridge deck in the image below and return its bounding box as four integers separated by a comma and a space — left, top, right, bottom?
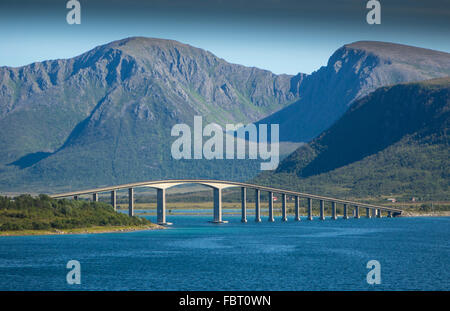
48, 179, 402, 213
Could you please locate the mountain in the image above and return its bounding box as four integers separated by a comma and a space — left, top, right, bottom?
1, 38, 449, 193
257, 77, 450, 201
260, 41, 450, 143
0, 37, 305, 192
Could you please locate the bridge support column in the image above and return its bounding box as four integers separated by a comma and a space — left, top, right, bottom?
111, 190, 116, 211
307, 198, 313, 220
295, 196, 300, 221
343, 204, 348, 219
268, 192, 274, 222
388, 211, 392, 218
212, 188, 226, 223
255, 189, 261, 222
128, 188, 134, 217
332, 202, 337, 220
354, 205, 360, 219
282, 194, 287, 221
377, 209, 382, 218
93, 193, 98, 202
241, 187, 247, 223
319, 200, 325, 220
372, 208, 376, 218
366, 208, 371, 218
157, 188, 172, 225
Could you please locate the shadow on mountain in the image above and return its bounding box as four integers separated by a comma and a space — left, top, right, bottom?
8, 152, 53, 169
276, 78, 450, 178
7, 91, 110, 171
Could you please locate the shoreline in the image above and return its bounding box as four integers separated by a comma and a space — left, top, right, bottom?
0, 224, 164, 237
1, 212, 449, 237
399, 211, 450, 217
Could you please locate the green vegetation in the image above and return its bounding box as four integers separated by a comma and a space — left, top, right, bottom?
257, 78, 450, 202
0, 194, 153, 233
0, 37, 297, 193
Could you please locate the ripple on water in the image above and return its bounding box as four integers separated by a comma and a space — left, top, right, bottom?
296, 227, 394, 238
168, 237, 233, 249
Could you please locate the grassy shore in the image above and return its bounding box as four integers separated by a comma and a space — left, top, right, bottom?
0, 224, 163, 236
398, 211, 450, 217
0, 195, 163, 237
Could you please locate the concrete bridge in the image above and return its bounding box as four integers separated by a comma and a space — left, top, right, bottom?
49, 179, 403, 225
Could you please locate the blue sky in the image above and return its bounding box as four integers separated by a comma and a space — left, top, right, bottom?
1, 0, 449, 74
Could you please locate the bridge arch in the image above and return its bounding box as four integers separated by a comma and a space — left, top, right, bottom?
142, 181, 238, 225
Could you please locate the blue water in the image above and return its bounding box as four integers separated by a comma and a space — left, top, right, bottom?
0, 216, 449, 290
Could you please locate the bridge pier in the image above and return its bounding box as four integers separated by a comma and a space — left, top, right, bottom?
212, 188, 226, 223
255, 189, 261, 222
366, 208, 371, 218
388, 211, 392, 218
241, 187, 247, 223
156, 188, 172, 225
282, 194, 287, 221
295, 196, 300, 221
128, 188, 134, 217
307, 198, 313, 220
343, 204, 348, 219
372, 208, 376, 218
111, 190, 116, 211
319, 200, 325, 220
332, 202, 337, 220
354, 205, 360, 218
93, 193, 98, 202
377, 209, 382, 218
268, 192, 274, 222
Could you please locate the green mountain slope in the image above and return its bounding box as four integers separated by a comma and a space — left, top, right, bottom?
257, 78, 450, 201
1, 38, 449, 193
260, 41, 450, 143
0, 37, 304, 192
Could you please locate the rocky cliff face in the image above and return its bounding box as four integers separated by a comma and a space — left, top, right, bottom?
0, 37, 305, 191
261, 41, 450, 143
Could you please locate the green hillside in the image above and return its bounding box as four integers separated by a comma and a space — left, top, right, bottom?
1, 38, 449, 193
0, 37, 303, 192
257, 78, 450, 201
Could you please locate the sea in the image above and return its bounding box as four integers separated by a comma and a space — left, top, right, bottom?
0, 215, 448, 290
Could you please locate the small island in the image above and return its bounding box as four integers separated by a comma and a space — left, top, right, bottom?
0, 194, 162, 236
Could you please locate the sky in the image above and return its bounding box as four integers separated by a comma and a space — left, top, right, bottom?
0, 0, 449, 74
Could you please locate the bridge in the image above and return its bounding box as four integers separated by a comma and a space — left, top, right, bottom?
49, 179, 403, 225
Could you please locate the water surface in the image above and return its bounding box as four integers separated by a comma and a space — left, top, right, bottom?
0, 216, 448, 290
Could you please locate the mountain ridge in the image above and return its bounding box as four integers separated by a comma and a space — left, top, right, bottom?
260, 40, 450, 143
1, 38, 449, 192
0, 37, 305, 191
